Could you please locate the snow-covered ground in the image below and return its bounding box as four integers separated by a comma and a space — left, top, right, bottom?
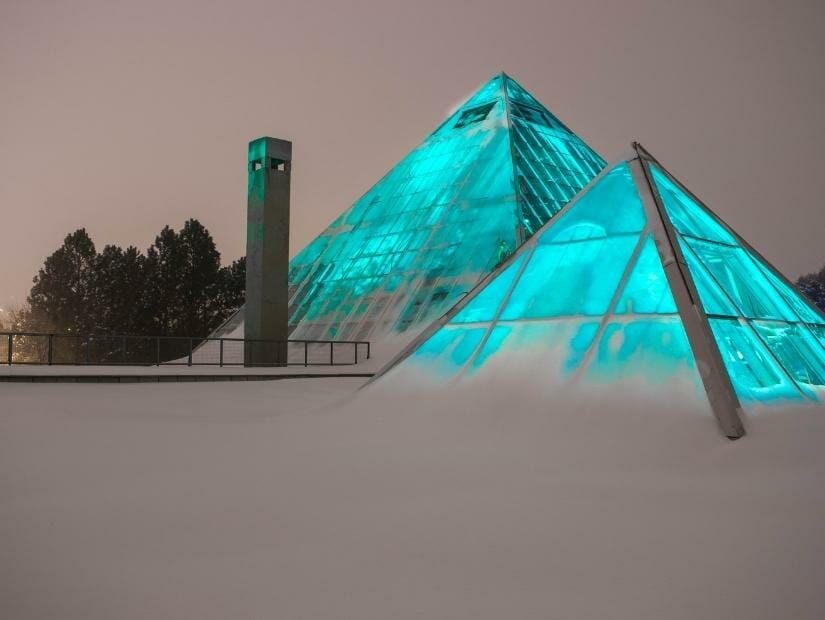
2, 376, 825, 619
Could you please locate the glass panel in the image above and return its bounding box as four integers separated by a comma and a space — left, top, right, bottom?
751, 321, 825, 388
585, 318, 701, 388
810, 325, 825, 352
467, 320, 600, 377
538, 163, 645, 244
501, 235, 639, 320
650, 164, 736, 244
408, 326, 487, 378
684, 238, 796, 321
615, 234, 677, 314
708, 319, 802, 402
452, 253, 527, 323
510, 122, 605, 236
752, 259, 825, 326
677, 238, 739, 317
470, 325, 512, 369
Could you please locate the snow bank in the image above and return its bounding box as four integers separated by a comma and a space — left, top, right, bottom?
2, 375, 824, 619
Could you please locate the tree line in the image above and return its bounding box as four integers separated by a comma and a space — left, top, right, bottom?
5, 219, 244, 338
2, 223, 824, 339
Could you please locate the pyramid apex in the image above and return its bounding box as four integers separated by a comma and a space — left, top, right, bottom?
632, 142, 653, 160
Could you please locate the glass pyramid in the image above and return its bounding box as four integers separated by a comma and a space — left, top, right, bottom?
283, 73, 605, 341
374, 146, 825, 436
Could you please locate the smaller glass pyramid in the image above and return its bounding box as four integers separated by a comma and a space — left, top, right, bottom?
372, 145, 825, 438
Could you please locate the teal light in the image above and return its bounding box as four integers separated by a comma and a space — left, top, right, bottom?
677, 238, 740, 317
500, 163, 646, 319
614, 234, 677, 315
649, 161, 825, 404
395, 159, 700, 391
753, 258, 825, 326
708, 319, 803, 402
810, 325, 825, 351
453, 253, 527, 324
285, 73, 605, 341
409, 325, 487, 378
683, 238, 796, 321
538, 163, 646, 243
586, 318, 696, 382
466, 320, 601, 376
651, 165, 736, 245
387, 152, 825, 411
500, 236, 639, 319
751, 321, 825, 390
470, 325, 512, 369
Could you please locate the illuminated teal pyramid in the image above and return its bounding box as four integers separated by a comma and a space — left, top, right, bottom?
283, 73, 605, 341
373, 144, 825, 438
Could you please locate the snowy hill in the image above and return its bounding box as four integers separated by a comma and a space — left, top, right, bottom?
3, 376, 825, 619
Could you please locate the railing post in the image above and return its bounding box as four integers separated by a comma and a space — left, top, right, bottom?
355, 342, 358, 365
304, 341, 308, 367
188, 339, 193, 366
156, 338, 161, 366
7, 334, 12, 366
219, 339, 224, 367
367, 341, 371, 360
330, 341, 334, 365
48, 334, 54, 365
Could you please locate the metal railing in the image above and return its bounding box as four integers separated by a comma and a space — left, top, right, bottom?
0, 332, 370, 367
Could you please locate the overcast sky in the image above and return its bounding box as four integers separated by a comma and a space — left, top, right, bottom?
2, 0, 823, 312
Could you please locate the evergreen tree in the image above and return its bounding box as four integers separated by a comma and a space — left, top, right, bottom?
90, 245, 150, 334
143, 226, 181, 335
27, 229, 97, 332
143, 219, 231, 337
797, 266, 825, 313
216, 256, 246, 314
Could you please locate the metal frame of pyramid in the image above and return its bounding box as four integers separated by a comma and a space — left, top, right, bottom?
368, 143, 825, 439
217, 73, 605, 346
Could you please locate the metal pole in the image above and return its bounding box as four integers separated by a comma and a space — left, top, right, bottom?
367, 341, 370, 360
156, 338, 161, 366
48, 334, 53, 365
632, 147, 745, 438
219, 339, 224, 367
355, 342, 358, 365
7, 334, 12, 365
188, 339, 193, 366
330, 341, 334, 365
304, 341, 308, 367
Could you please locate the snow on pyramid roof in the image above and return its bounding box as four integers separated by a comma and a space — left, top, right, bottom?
220, 73, 605, 348
369, 144, 825, 438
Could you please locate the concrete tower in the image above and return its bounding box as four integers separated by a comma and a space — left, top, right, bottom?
245, 137, 291, 366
